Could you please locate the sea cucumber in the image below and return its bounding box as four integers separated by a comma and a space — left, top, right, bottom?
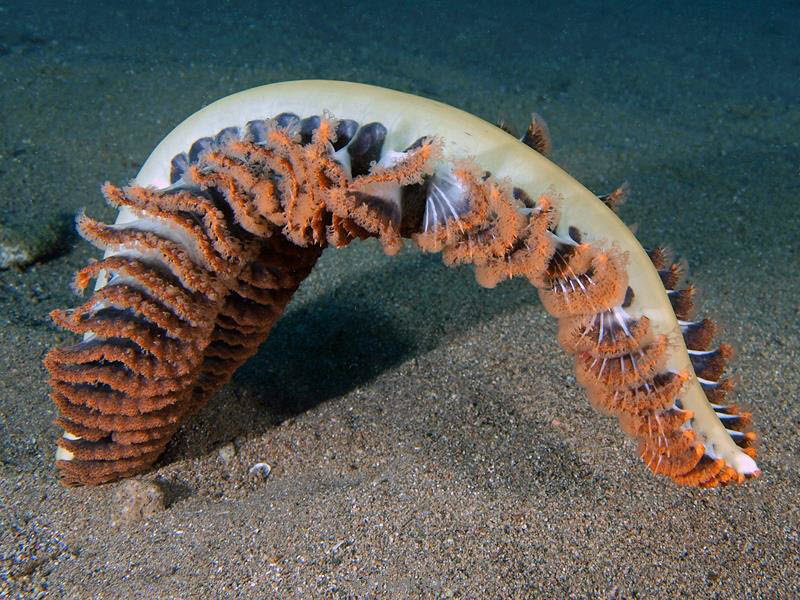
45, 80, 759, 487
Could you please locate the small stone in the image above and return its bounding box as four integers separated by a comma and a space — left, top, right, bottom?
111, 479, 166, 526
0, 215, 71, 269
218, 442, 236, 464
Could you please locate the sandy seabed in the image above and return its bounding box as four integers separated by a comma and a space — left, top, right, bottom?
1, 1, 798, 597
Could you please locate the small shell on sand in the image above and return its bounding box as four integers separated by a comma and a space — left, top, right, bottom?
248, 463, 271, 479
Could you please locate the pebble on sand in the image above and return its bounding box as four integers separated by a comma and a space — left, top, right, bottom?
111, 479, 166, 526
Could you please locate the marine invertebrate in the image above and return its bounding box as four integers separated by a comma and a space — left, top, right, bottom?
45, 81, 759, 487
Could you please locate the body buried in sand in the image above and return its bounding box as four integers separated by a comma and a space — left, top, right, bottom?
44, 80, 759, 488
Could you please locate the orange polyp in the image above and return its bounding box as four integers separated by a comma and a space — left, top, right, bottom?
618, 409, 693, 439
313, 118, 335, 144
189, 162, 273, 238
469, 197, 558, 289
72, 283, 205, 344
672, 456, 727, 487
538, 252, 628, 318
103, 184, 236, 276
545, 243, 595, 283
112, 425, 179, 445
587, 371, 689, 417
638, 431, 704, 478
76, 215, 221, 297
487, 184, 532, 257
56, 451, 166, 486
574, 335, 668, 391
439, 185, 526, 267
517, 199, 558, 285
355, 137, 440, 188
715, 465, 744, 486
742, 446, 758, 459
53, 417, 110, 442
660, 262, 684, 290
49, 308, 193, 370
415, 165, 543, 273
68, 256, 219, 327
473, 258, 511, 288
327, 139, 440, 255
123, 185, 249, 260
237, 143, 296, 226
442, 167, 492, 231
57, 435, 168, 462
51, 390, 190, 432
51, 381, 183, 416
327, 187, 404, 255
521, 112, 552, 155
737, 431, 759, 450
557, 314, 651, 356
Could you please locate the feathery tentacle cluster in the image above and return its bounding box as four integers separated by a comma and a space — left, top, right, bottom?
45, 87, 758, 488
46, 114, 438, 484
412, 167, 756, 486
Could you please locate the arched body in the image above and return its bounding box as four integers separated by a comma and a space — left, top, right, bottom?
45, 81, 758, 487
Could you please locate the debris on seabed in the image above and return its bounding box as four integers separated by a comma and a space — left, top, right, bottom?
248, 462, 272, 479
111, 479, 166, 526
217, 442, 236, 464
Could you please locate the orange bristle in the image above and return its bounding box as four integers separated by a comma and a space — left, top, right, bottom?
716, 404, 753, 432
520, 112, 552, 156
701, 377, 735, 403
669, 284, 696, 320
691, 343, 734, 381
734, 430, 759, 450
659, 262, 684, 290
646, 246, 668, 270
683, 317, 717, 351
495, 119, 516, 136
598, 181, 628, 213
